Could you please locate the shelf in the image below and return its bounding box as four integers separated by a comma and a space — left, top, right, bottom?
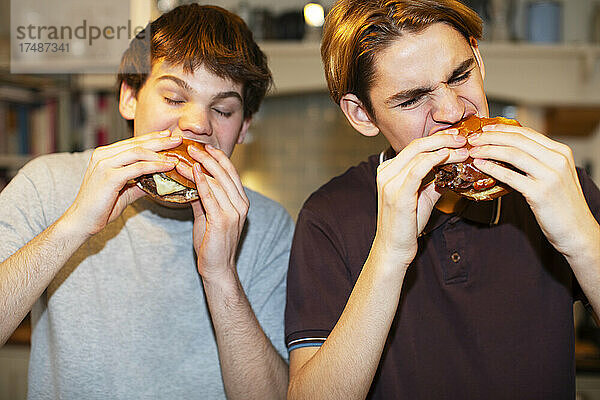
260, 41, 325, 95
70, 41, 600, 107
480, 43, 600, 107
260, 41, 600, 106
73, 41, 326, 95
269, 42, 600, 105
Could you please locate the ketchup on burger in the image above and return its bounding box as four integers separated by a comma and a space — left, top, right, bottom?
434, 115, 521, 201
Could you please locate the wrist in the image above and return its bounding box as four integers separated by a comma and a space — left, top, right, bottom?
369, 235, 414, 274
61, 203, 99, 239
53, 210, 93, 246
566, 222, 600, 271
201, 266, 243, 297
364, 246, 411, 290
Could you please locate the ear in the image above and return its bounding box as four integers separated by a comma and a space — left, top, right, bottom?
339, 93, 379, 137
237, 117, 252, 144
470, 37, 485, 80
118, 81, 138, 121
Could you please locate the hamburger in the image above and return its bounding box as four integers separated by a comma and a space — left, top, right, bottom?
434, 115, 521, 201
135, 138, 209, 203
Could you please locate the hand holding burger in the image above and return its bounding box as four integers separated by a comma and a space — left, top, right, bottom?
434, 115, 521, 201
135, 138, 211, 203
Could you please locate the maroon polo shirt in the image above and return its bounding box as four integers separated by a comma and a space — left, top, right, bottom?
285, 153, 600, 399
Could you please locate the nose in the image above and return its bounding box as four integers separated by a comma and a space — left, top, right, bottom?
431, 85, 465, 125
177, 104, 212, 137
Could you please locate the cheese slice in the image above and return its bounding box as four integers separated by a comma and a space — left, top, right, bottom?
152, 173, 186, 195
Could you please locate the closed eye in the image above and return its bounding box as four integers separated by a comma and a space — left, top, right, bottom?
397, 94, 425, 109
448, 69, 473, 85
213, 108, 232, 117
164, 97, 185, 105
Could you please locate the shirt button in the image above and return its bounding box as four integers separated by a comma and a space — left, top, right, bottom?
451, 252, 461, 263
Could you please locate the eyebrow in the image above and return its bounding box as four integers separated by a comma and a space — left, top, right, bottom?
212, 91, 243, 104
384, 57, 476, 107
157, 75, 243, 104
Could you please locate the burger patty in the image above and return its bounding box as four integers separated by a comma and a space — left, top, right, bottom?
435, 164, 496, 192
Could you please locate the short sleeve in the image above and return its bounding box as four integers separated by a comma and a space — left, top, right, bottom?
0, 158, 51, 263
284, 198, 355, 351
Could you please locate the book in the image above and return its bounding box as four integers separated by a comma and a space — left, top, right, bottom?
30, 99, 57, 156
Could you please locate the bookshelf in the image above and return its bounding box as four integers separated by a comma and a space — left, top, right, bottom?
0, 69, 129, 191
1, 73, 64, 185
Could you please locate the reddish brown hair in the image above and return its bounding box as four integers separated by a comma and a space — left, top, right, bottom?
321, 0, 482, 119
117, 4, 272, 128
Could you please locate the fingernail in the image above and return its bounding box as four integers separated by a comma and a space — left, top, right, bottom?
165, 156, 179, 163
453, 134, 466, 143
159, 130, 171, 136
455, 148, 469, 156
188, 144, 202, 153
170, 135, 182, 142
193, 163, 202, 173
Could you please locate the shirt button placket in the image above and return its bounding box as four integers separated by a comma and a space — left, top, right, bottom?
441, 217, 468, 284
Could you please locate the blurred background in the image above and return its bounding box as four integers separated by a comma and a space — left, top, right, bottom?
1, 0, 600, 398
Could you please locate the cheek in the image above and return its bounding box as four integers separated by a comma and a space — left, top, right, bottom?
135, 100, 179, 136
460, 80, 487, 111
213, 116, 245, 149
379, 109, 431, 150
404, 112, 431, 144
216, 114, 245, 133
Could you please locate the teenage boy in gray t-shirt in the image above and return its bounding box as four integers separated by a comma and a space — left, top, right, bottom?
0, 5, 293, 399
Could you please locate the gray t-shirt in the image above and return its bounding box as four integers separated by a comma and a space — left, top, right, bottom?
0, 150, 294, 399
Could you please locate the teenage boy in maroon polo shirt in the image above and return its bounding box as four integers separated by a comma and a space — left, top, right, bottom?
285, 0, 600, 398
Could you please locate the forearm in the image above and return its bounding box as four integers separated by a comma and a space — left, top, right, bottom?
288, 247, 408, 400
202, 269, 288, 400
0, 213, 89, 345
